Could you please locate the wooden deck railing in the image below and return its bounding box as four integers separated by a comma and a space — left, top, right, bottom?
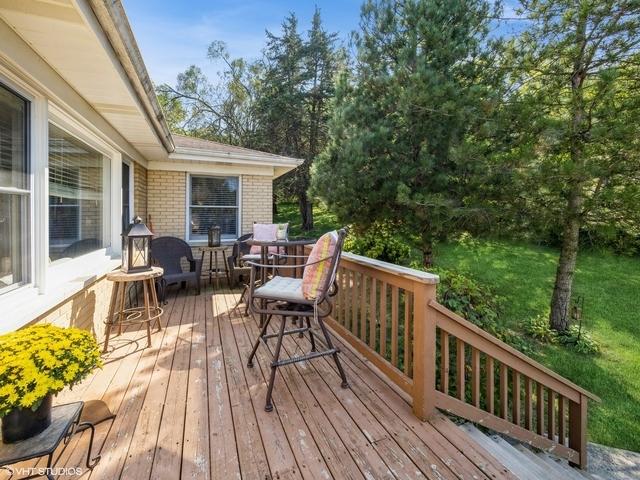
326, 251, 599, 470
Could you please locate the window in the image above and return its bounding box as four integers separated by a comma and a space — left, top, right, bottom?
189, 175, 239, 241
0, 83, 29, 294
48, 124, 109, 261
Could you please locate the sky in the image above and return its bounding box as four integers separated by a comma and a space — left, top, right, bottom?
123, 0, 524, 87
122, 0, 363, 86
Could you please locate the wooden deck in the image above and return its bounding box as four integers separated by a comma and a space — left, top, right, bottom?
8, 286, 518, 480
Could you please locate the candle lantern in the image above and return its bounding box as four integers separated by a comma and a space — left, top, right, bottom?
208, 225, 221, 247
122, 216, 153, 273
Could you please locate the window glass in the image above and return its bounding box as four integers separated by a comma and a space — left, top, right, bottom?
189, 176, 239, 240
49, 124, 109, 261
0, 83, 29, 294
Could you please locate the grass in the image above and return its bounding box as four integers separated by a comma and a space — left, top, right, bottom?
277, 202, 640, 451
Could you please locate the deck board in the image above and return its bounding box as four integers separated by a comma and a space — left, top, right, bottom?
14, 286, 517, 480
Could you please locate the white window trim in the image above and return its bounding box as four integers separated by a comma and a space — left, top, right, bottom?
0, 65, 127, 331
186, 173, 242, 245
122, 157, 135, 225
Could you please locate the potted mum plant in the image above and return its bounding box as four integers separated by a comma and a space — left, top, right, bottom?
0, 324, 102, 443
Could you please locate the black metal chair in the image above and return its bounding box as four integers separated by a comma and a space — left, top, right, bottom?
226, 233, 252, 288
246, 228, 349, 411
150, 237, 202, 302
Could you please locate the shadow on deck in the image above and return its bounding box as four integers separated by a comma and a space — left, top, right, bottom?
5, 286, 516, 480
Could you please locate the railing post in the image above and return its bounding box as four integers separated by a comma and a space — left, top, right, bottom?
412, 281, 437, 420
568, 393, 588, 469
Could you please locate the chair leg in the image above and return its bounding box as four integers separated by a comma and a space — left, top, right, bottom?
247, 314, 272, 368
318, 317, 349, 388
265, 316, 287, 412
306, 317, 317, 352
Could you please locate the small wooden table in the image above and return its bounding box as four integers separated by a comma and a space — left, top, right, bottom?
103, 267, 164, 353
200, 246, 230, 288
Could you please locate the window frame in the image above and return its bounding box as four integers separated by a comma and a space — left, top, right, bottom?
0, 81, 31, 294
186, 173, 241, 244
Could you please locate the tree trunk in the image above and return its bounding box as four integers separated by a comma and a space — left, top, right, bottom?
549, 192, 583, 331
421, 234, 434, 268
299, 191, 314, 231
272, 193, 278, 216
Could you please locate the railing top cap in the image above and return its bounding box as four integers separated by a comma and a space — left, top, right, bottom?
341, 251, 440, 284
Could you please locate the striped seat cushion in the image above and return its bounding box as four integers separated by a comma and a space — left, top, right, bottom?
302, 231, 338, 300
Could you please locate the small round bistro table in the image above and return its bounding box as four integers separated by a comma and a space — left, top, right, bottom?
103, 266, 164, 353
200, 246, 230, 288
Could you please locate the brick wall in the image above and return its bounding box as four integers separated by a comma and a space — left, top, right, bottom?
241, 175, 273, 235
30, 275, 114, 340
134, 161, 148, 222
146, 171, 273, 239
147, 170, 186, 238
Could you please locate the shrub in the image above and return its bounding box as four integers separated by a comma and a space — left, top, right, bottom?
524, 314, 600, 355
557, 325, 601, 355
524, 314, 558, 343
0, 325, 102, 416
344, 222, 412, 264
420, 265, 503, 337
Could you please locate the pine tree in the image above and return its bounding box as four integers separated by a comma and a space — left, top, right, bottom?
506, 0, 640, 331
312, 0, 501, 265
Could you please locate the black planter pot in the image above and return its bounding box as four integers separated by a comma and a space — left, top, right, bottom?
1, 394, 52, 443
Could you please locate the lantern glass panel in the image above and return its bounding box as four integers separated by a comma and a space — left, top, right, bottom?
132, 238, 148, 267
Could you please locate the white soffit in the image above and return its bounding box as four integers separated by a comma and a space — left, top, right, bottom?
0, 0, 167, 161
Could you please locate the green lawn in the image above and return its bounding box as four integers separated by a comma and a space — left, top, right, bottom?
277, 203, 640, 451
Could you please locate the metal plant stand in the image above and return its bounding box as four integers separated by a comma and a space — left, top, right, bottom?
0, 401, 106, 479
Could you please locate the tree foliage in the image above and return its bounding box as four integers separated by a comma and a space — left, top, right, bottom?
312, 0, 503, 266
498, 0, 640, 330
156, 9, 342, 230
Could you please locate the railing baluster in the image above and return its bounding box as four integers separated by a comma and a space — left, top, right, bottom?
337, 268, 344, 324
512, 370, 521, 426
369, 277, 377, 349
558, 395, 566, 446
471, 347, 480, 408
404, 291, 412, 376
351, 272, 359, 335
391, 286, 399, 367
379, 281, 387, 358
486, 356, 494, 415
537, 383, 545, 436
500, 364, 508, 420
344, 270, 351, 331
525, 377, 533, 430
547, 390, 556, 441
360, 274, 367, 341
569, 394, 588, 469
440, 330, 449, 394
456, 339, 465, 401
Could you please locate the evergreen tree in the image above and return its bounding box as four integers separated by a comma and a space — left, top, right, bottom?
504, 0, 640, 331
312, 0, 501, 266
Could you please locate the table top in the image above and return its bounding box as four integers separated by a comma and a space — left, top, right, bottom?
246, 238, 316, 247
0, 402, 83, 465
107, 266, 164, 282
199, 245, 228, 251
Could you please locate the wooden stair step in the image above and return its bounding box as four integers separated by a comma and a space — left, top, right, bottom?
459, 423, 555, 480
